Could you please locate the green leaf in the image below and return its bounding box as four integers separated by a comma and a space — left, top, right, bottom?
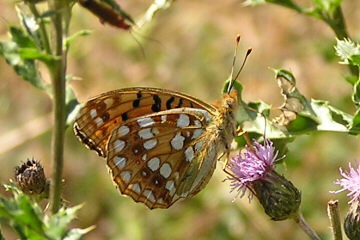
0, 228, 4, 240
65, 30, 92, 49
352, 76, 360, 105
16, 7, 43, 50
350, 108, 360, 134
0, 26, 47, 91
0, 185, 92, 240
0, 189, 46, 238
312, 0, 343, 14
18, 48, 54, 63
45, 205, 83, 239
237, 68, 354, 142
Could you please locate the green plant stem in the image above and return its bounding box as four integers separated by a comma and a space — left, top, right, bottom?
294, 212, 321, 240
48, 0, 66, 214
28, 3, 51, 54
328, 200, 343, 240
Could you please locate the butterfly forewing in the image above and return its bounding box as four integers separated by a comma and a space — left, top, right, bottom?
106, 108, 215, 209
74, 88, 217, 157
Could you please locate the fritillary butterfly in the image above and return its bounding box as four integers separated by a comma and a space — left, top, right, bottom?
74, 38, 250, 209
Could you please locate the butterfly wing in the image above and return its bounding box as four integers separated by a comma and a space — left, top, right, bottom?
106, 108, 219, 209
74, 87, 217, 157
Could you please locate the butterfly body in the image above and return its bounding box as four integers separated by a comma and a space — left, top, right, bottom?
74, 87, 239, 209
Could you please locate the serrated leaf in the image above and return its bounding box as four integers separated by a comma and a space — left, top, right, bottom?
0, 194, 46, 238
349, 108, 360, 134
273, 68, 352, 133
62, 226, 95, 240
335, 38, 360, 65
45, 205, 82, 239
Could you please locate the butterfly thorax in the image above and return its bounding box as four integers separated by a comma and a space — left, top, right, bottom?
211, 90, 239, 155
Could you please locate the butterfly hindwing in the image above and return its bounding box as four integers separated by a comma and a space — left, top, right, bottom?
74, 87, 217, 157
106, 108, 217, 209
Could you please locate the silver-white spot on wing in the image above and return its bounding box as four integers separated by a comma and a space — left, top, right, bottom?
114, 156, 126, 169
147, 157, 160, 171
170, 132, 185, 150
144, 189, 156, 203
177, 114, 190, 128
137, 118, 155, 128
120, 171, 131, 184
113, 140, 126, 153
144, 139, 158, 150
138, 128, 154, 140
90, 109, 97, 119
160, 163, 172, 179
185, 147, 194, 162
118, 125, 130, 137
129, 183, 141, 194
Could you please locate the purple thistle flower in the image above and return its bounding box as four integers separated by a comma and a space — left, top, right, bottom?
226, 139, 281, 200
331, 162, 360, 204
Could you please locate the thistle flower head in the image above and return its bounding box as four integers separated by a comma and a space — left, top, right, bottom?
227, 139, 280, 199
331, 162, 360, 204
226, 138, 301, 221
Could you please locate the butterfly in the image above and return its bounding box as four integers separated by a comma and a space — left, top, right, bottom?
73, 37, 250, 209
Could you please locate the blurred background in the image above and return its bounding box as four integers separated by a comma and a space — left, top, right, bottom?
1, 0, 360, 239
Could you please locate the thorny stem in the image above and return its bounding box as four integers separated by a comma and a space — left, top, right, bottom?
294, 212, 321, 240
48, 0, 67, 214
328, 200, 343, 240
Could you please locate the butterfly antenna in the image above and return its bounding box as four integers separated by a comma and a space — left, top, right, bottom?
228, 47, 252, 93
227, 34, 241, 93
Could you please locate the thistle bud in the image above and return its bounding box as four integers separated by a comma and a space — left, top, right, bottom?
344, 201, 360, 240
252, 170, 301, 221
15, 158, 47, 195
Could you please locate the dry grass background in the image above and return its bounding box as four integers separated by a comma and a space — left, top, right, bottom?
1, 0, 360, 239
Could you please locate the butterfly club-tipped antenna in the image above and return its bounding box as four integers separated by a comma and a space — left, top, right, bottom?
227, 35, 252, 94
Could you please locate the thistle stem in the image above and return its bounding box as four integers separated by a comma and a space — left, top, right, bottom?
327, 200, 343, 240
48, 0, 66, 214
294, 212, 321, 240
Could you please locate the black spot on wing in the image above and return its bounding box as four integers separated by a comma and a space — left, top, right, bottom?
175, 98, 183, 108
121, 112, 128, 121
166, 97, 175, 109
151, 95, 161, 112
